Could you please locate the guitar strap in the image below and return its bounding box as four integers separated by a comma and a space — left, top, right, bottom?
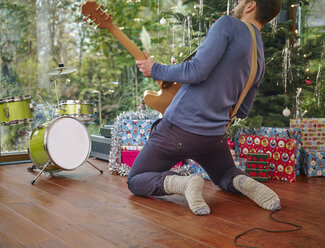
227, 22, 257, 130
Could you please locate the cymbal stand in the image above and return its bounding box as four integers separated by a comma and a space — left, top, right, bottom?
0, 124, 2, 156
86, 160, 104, 174
31, 161, 50, 185
53, 71, 63, 117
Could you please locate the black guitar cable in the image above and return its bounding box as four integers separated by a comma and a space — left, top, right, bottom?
234, 210, 303, 248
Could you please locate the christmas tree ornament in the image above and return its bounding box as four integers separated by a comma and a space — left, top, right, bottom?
282, 107, 291, 117
282, 40, 292, 94
160, 17, 167, 25
171, 56, 176, 64
315, 42, 324, 108
271, 17, 278, 37
305, 77, 312, 85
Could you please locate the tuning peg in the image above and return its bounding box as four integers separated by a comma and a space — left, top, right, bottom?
96, 4, 104, 11
89, 18, 97, 25
83, 14, 91, 21
94, 23, 101, 30
100, 9, 108, 15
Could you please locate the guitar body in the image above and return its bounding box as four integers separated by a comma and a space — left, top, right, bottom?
82, 1, 181, 115
144, 81, 182, 115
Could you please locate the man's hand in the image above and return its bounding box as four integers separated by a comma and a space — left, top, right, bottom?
136, 51, 155, 78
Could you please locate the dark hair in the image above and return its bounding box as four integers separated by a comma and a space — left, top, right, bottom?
248, 0, 282, 25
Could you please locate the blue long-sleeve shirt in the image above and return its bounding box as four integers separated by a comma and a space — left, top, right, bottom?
151, 15, 265, 136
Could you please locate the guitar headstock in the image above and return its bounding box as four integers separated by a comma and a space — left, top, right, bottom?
81, 1, 112, 29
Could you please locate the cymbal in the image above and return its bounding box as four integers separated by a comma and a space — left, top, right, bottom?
47, 65, 77, 76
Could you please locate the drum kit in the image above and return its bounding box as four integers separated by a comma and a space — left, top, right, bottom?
0, 64, 103, 184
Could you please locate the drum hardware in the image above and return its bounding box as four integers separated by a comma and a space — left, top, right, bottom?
46, 64, 77, 76
29, 103, 34, 112
27, 164, 37, 172
86, 160, 104, 174
47, 64, 77, 118
31, 161, 51, 185
3, 106, 9, 119
54, 75, 61, 116
36, 124, 44, 130
28, 158, 104, 184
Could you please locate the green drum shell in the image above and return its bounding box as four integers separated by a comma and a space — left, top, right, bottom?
59, 103, 93, 115
58, 101, 94, 121
0, 97, 33, 125
28, 121, 59, 172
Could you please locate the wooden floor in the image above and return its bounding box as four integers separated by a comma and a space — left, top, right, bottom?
0, 158, 324, 248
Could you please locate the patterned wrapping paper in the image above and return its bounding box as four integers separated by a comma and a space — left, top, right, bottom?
246, 154, 270, 183
121, 150, 183, 168
186, 159, 211, 180
120, 119, 183, 169
186, 158, 247, 181
290, 118, 325, 151
121, 119, 155, 147
239, 135, 297, 182
301, 149, 325, 177
234, 127, 302, 176
121, 150, 140, 167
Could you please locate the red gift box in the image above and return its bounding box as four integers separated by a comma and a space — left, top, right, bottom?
239, 135, 297, 182
121, 150, 183, 168
121, 150, 141, 167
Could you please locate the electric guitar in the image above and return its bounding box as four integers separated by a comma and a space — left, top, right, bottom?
81, 0, 187, 115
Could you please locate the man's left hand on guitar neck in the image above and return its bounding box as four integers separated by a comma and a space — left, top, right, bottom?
136, 51, 155, 78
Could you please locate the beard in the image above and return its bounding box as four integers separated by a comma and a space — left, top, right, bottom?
232, 4, 245, 19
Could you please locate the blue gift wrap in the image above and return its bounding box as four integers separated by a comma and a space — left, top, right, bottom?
121, 119, 155, 147
186, 158, 247, 181
301, 150, 325, 177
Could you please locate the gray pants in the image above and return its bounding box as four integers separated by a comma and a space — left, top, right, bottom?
127, 118, 247, 196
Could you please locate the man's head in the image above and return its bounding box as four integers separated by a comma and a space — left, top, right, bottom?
232, 0, 282, 26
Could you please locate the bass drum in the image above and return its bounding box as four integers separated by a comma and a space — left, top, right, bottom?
28, 116, 91, 172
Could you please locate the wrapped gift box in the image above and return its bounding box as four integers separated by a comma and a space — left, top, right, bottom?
121, 150, 140, 167
235, 158, 248, 172
301, 150, 325, 177
186, 159, 211, 180
121, 119, 155, 146
186, 158, 247, 181
246, 161, 269, 170
121, 145, 143, 151
247, 169, 269, 182
239, 135, 297, 182
121, 150, 183, 168
235, 127, 302, 176
246, 153, 270, 183
290, 118, 325, 151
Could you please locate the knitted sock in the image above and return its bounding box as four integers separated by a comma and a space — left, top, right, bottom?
164, 174, 210, 215
233, 175, 281, 211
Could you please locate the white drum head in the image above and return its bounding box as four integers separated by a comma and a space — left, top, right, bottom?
46, 117, 90, 170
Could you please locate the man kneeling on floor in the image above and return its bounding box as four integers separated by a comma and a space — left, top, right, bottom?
128, 0, 282, 215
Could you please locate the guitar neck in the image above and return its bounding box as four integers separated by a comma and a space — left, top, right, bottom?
105, 22, 147, 61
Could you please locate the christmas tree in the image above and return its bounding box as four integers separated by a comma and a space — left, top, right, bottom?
170, 0, 324, 131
